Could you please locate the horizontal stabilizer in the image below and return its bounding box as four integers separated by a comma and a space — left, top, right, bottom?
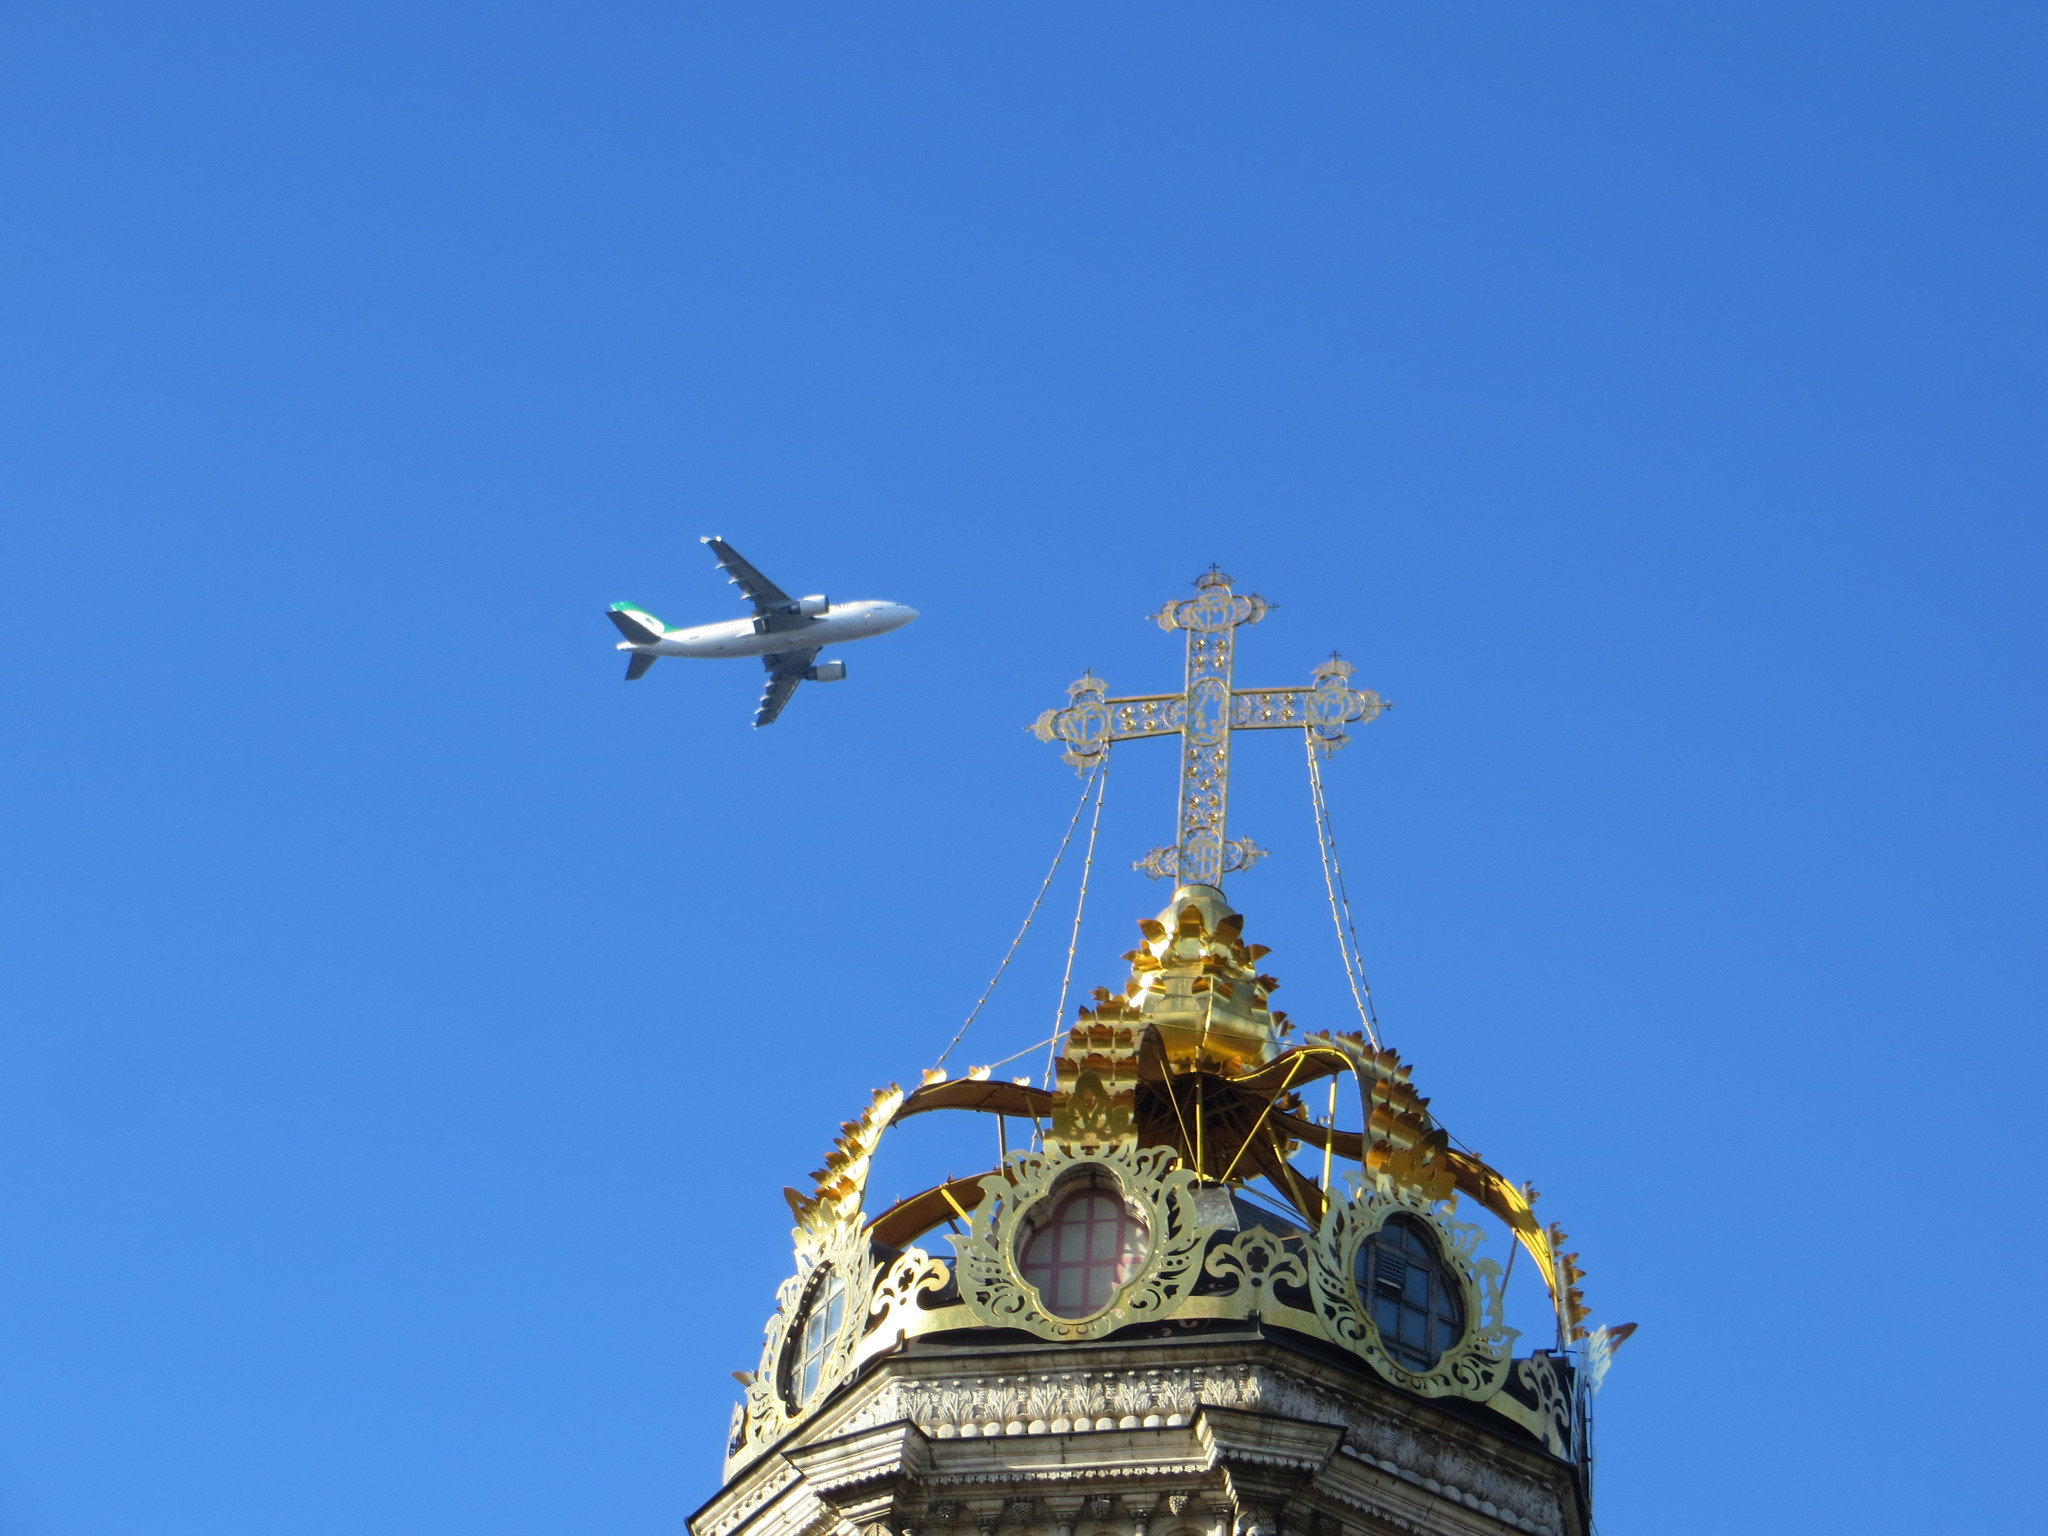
606, 605, 666, 645
624, 653, 658, 682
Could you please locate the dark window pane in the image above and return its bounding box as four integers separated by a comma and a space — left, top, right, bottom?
1357, 1217, 1467, 1370
1404, 1266, 1431, 1306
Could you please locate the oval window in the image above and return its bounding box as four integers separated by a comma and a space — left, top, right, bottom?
1355, 1214, 1466, 1370
780, 1266, 847, 1409
1019, 1184, 1151, 1318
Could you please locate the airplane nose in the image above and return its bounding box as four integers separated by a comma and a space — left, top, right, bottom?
895, 604, 920, 625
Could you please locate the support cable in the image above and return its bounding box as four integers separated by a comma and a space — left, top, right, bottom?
1042, 749, 1111, 1090
932, 759, 1102, 1073
1307, 734, 1383, 1050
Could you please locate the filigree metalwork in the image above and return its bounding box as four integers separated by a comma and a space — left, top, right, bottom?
731, 1226, 951, 1469
1485, 1354, 1575, 1460
736, 1212, 877, 1451
1305, 1181, 1517, 1401
1235, 657, 1388, 756
1134, 837, 1268, 883
951, 1139, 1214, 1340
867, 1247, 952, 1345
728, 1080, 954, 1469
1029, 571, 1387, 885
729, 976, 1593, 1471
1203, 1225, 1309, 1301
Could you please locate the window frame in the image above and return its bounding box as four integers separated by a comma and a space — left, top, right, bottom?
779, 1265, 848, 1411
1354, 1213, 1467, 1372
1017, 1180, 1153, 1319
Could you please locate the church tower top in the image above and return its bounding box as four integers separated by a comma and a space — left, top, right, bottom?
694, 571, 1628, 1536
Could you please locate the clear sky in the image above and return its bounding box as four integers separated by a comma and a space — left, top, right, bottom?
1, 4, 2042, 1533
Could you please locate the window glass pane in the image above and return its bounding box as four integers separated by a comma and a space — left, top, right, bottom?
1054, 1267, 1078, 1313
821, 1275, 845, 1337
784, 1266, 848, 1409
1021, 1185, 1150, 1318
1403, 1266, 1430, 1306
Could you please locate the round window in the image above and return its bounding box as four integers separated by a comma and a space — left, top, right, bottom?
1355, 1214, 1466, 1370
779, 1266, 848, 1409
1019, 1183, 1151, 1318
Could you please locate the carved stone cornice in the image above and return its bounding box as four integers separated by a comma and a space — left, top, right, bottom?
694, 1379, 1575, 1536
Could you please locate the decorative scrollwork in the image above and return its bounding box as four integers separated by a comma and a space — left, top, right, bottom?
735, 1213, 875, 1452
1203, 1225, 1308, 1298
868, 1247, 950, 1343
1305, 1178, 1517, 1401
1512, 1355, 1575, 1460
952, 1139, 1216, 1340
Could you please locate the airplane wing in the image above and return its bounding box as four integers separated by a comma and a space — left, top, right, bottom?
755, 648, 820, 728
703, 537, 792, 614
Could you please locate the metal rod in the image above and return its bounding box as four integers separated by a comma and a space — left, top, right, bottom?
1218, 1054, 1307, 1185
1321, 1075, 1337, 1192
1043, 751, 1111, 1089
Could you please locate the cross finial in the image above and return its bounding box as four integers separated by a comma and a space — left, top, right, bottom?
1031, 570, 1389, 886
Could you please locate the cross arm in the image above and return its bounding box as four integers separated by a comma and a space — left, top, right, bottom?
1232, 657, 1388, 755
1030, 674, 1186, 769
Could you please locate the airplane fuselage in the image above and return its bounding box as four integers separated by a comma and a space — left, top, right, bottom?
618, 599, 917, 659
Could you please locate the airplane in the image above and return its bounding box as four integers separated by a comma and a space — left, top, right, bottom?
605, 537, 918, 727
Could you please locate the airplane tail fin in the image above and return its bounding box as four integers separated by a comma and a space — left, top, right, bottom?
624, 653, 658, 682
606, 603, 666, 645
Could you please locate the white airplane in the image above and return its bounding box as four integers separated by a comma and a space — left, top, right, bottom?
606, 537, 918, 726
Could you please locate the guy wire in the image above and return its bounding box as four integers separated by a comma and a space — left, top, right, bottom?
933, 757, 1102, 1073
1042, 750, 1111, 1091
1307, 733, 1383, 1049
977, 1027, 1068, 1073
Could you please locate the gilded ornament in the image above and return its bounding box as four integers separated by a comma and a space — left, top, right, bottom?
951, 1140, 1211, 1341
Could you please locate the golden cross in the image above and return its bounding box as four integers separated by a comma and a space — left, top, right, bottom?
1031, 568, 1389, 886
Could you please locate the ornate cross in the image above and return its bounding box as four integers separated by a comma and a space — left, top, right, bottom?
1031, 568, 1388, 887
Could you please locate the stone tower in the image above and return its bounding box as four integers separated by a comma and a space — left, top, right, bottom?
691, 573, 1626, 1536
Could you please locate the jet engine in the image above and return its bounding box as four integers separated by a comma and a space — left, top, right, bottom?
805, 661, 847, 682
796, 595, 830, 617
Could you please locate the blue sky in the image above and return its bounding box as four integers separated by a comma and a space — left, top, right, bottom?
2, 3, 2043, 1533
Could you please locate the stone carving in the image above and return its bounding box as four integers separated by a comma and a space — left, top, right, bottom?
883, 1358, 1557, 1531
899, 1369, 1199, 1437
885, 1361, 1560, 1534
694, 1461, 801, 1536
